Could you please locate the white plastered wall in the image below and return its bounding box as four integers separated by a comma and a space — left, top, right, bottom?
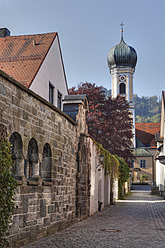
30, 36, 68, 108
156, 161, 165, 192
89, 139, 99, 215
113, 178, 118, 201
156, 118, 165, 192
104, 174, 110, 206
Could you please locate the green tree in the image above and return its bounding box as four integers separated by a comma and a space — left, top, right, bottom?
0, 124, 17, 247
134, 94, 161, 123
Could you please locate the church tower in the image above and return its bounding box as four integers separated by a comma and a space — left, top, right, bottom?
107, 24, 137, 147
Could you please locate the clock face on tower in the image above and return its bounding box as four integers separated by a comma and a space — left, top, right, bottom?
119, 74, 126, 82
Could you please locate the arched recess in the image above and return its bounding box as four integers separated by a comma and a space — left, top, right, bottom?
9, 132, 24, 179
42, 143, 52, 182
119, 83, 126, 94
28, 138, 39, 179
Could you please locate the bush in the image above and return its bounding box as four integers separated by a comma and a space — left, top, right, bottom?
0, 124, 17, 247
140, 174, 148, 183
115, 155, 129, 199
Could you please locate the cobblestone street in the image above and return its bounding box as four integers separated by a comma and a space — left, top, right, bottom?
20, 185, 165, 248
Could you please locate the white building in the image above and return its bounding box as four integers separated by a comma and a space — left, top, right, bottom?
155, 91, 165, 194
0, 28, 68, 110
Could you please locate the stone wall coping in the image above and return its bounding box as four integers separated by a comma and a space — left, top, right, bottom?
0, 69, 77, 125
42, 181, 53, 186
27, 180, 39, 186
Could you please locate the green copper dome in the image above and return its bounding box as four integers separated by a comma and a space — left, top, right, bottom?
108, 34, 137, 70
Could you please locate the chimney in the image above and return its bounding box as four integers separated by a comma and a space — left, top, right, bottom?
0, 28, 10, 37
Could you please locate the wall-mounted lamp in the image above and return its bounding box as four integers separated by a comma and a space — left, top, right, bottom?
95, 154, 104, 172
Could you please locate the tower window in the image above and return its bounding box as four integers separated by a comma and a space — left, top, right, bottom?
119, 83, 126, 94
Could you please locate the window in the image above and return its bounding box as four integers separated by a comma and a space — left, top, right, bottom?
119, 83, 126, 94
49, 82, 54, 104
9, 132, 23, 178
129, 160, 134, 168
42, 143, 52, 182
140, 159, 146, 168
28, 138, 39, 179
57, 90, 62, 110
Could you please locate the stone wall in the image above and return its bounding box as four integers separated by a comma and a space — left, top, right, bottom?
0, 70, 113, 247
0, 71, 85, 247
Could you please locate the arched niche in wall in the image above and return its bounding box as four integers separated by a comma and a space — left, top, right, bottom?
119, 83, 126, 94
42, 143, 52, 182
9, 132, 24, 179
28, 138, 39, 179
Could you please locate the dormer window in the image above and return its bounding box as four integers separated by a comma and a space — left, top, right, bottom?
49, 82, 54, 104
119, 83, 126, 94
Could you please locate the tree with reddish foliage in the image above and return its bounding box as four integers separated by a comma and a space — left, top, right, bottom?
68, 82, 105, 110
97, 95, 133, 162
69, 82, 133, 163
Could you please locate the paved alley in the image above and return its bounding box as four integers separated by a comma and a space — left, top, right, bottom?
20, 185, 165, 248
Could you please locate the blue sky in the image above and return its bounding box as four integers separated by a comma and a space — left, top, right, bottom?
0, 0, 165, 98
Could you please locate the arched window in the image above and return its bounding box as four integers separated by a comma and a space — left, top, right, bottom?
9, 132, 23, 178
42, 143, 52, 182
119, 83, 126, 94
28, 138, 39, 178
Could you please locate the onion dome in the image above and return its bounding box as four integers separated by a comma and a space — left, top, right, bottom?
108, 27, 137, 70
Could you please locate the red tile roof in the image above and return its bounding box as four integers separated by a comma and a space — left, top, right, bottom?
135, 122, 160, 148
0, 32, 57, 87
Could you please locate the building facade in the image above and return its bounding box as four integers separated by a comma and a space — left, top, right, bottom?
134, 122, 160, 184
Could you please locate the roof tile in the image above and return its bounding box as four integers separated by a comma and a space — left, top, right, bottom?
0, 32, 57, 87
135, 122, 160, 148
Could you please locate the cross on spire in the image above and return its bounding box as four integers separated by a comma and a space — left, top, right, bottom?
120, 22, 124, 40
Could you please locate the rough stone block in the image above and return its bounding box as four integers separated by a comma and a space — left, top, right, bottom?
23, 110, 28, 120
51, 112, 55, 122
55, 202, 59, 212
25, 212, 39, 222
51, 213, 58, 222
0, 83, 6, 95
13, 215, 19, 227
40, 105, 45, 112
39, 119, 43, 127
44, 217, 51, 226
12, 207, 23, 215
40, 199, 46, 217
23, 195, 28, 213
32, 107, 37, 115
12, 96, 20, 106
12, 106, 20, 117
19, 215, 26, 228
26, 220, 37, 226
58, 122, 61, 135
53, 140, 57, 147
48, 205, 55, 214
